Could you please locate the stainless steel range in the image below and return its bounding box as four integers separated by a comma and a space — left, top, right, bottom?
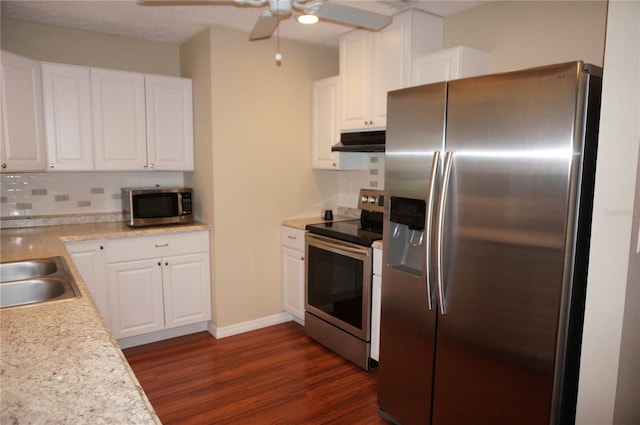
304, 189, 384, 370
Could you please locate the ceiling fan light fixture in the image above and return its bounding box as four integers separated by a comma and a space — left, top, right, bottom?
297, 14, 319, 24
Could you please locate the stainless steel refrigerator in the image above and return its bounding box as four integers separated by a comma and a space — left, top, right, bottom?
378, 61, 602, 425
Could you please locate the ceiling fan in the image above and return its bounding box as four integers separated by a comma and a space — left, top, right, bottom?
138, 0, 393, 41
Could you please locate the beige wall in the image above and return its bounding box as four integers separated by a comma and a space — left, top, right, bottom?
1, 18, 180, 75
181, 25, 339, 329
444, 1, 607, 73
180, 29, 216, 325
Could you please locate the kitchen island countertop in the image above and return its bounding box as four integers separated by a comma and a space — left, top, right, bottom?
1, 221, 208, 425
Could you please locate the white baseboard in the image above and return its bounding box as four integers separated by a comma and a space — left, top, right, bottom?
117, 322, 210, 349
210, 312, 294, 339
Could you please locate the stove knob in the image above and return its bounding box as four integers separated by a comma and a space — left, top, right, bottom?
361, 195, 369, 203
368, 196, 376, 203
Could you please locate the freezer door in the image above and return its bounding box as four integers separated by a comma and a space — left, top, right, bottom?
378, 82, 446, 424
432, 62, 590, 424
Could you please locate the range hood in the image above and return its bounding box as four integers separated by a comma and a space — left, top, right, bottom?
331, 130, 385, 152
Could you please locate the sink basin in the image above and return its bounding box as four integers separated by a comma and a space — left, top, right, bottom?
0, 259, 58, 282
0, 257, 81, 308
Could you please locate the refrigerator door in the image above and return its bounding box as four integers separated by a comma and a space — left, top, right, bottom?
431, 62, 588, 424
378, 82, 446, 424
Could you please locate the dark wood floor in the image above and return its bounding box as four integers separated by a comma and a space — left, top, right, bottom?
123, 322, 388, 425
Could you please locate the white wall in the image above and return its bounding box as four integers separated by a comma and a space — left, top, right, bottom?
444, 1, 607, 72
577, 2, 640, 424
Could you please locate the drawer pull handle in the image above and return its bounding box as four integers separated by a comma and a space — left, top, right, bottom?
287, 236, 297, 240
155, 243, 169, 248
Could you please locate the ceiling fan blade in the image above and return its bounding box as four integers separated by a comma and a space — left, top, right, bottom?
249, 11, 279, 40
137, 0, 234, 5
314, 3, 392, 30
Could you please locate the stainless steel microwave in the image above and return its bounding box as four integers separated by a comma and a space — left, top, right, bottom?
122, 187, 194, 227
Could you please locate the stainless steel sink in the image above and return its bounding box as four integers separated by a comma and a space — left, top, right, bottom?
0, 257, 81, 308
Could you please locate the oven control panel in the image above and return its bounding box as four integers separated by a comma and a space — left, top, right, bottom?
358, 189, 385, 213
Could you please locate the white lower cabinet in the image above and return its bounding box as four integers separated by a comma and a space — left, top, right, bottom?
108, 257, 165, 338
106, 231, 211, 340
65, 240, 109, 323
281, 226, 306, 324
67, 230, 211, 344
371, 246, 382, 362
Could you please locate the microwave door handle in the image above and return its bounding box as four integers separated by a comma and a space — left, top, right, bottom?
424, 151, 440, 311
177, 192, 183, 216
436, 151, 453, 315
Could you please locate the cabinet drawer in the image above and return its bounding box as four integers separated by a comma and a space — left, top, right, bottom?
281, 226, 306, 252
106, 231, 209, 263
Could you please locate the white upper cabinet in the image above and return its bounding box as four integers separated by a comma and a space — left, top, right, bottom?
41, 62, 93, 171
0, 51, 46, 172
339, 9, 443, 131
145, 75, 194, 171
92, 68, 194, 171
311, 76, 368, 170
92, 68, 148, 171
411, 46, 490, 86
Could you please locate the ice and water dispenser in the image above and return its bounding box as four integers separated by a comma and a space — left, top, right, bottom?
387, 197, 427, 276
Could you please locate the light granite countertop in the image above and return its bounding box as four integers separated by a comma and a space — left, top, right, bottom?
282, 214, 384, 250
1, 221, 208, 424
281, 215, 356, 230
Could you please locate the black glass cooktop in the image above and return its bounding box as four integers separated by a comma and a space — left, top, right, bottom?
306, 213, 383, 247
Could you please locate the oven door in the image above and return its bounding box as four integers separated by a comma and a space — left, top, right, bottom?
305, 233, 372, 341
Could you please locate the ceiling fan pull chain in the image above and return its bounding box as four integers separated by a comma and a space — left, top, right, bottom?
275, 20, 282, 64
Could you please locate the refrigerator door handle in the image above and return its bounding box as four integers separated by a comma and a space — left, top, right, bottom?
424, 151, 441, 311
436, 151, 453, 315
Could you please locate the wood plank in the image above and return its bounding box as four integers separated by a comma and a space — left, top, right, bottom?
123, 322, 387, 424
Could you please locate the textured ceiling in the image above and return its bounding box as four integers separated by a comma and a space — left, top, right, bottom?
0, 0, 485, 47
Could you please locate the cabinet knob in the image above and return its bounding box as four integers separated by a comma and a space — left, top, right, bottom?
100, 246, 104, 250
165, 262, 168, 266
149, 163, 154, 169
49, 163, 54, 168
2, 163, 7, 169
157, 262, 161, 266
143, 163, 147, 168
300, 256, 304, 261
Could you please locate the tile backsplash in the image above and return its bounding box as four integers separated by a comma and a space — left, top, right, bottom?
1, 172, 184, 217
338, 153, 385, 208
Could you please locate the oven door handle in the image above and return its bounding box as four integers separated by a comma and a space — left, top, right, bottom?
306, 234, 370, 256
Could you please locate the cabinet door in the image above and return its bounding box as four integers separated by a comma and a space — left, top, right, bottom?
0, 51, 46, 172
371, 15, 409, 129
66, 240, 109, 325
162, 252, 211, 329
411, 47, 489, 87
41, 63, 93, 171
92, 68, 147, 171
145, 75, 194, 171
108, 258, 164, 339
312, 76, 339, 169
412, 48, 459, 86
339, 30, 372, 131
282, 246, 305, 323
